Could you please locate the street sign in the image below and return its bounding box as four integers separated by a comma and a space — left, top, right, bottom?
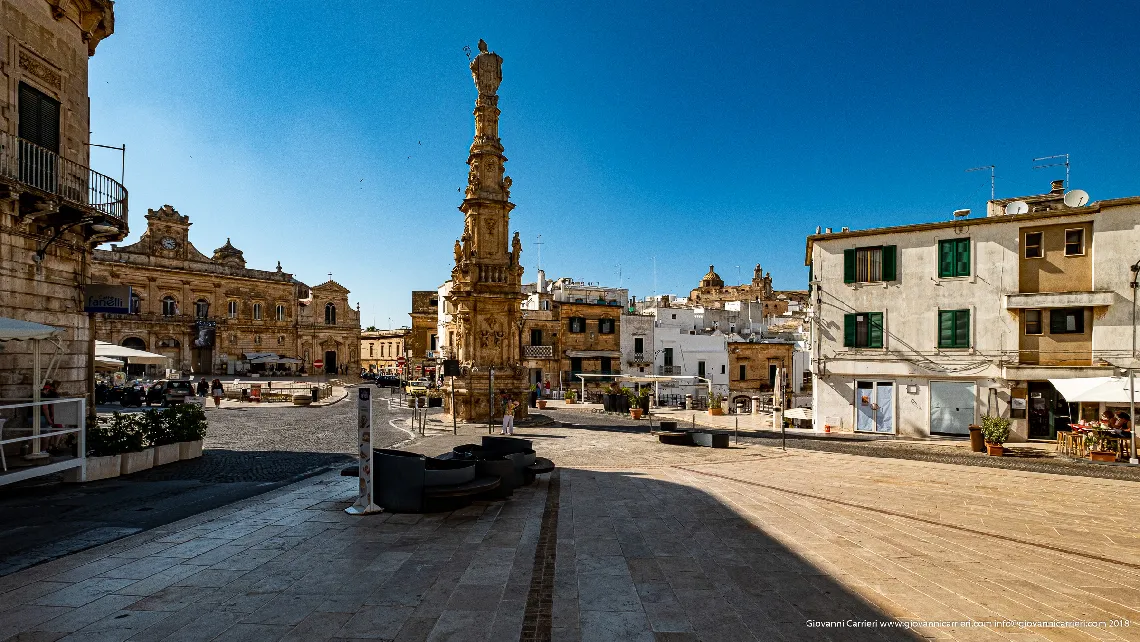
313, 359, 324, 369
83, 284, 131, 314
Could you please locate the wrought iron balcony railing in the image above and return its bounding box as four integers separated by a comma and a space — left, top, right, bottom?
658, 365, 681, 375
0, 131, 127, 225
523, 345, 554, 359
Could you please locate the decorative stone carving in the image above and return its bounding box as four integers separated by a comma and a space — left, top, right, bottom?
18, 50, 62, 90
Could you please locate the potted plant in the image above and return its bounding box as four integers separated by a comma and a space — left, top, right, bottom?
980, 415, 1010, 456
708, 392, 725, 416
116, 413, 153, 475
528, 384, 539, 408
1084, 430, 1117, 462
168, 403, 207, 460
427, 388, 445, 408
625, 389, 643, 420
143, 409, 180, 466
564, 388, 578, 404
65, 416, 127, 482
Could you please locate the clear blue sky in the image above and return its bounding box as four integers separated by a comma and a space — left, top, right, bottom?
88, 1, 1140, 329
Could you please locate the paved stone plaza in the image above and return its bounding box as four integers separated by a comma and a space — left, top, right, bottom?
2, 418, 1139, 641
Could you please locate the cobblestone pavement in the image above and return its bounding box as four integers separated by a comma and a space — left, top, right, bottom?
545, 405, 1140, 482
1, 422, 1137, 641
0, 386, 415, 577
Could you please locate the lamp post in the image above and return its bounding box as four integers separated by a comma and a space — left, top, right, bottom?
1130, 260, 1139, 464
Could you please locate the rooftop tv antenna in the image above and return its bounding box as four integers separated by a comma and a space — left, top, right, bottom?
966, 165, 995, 201
534, 234, 544, 272
1033, 153, 1070, 188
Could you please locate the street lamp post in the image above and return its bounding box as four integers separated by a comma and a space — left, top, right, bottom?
1130, 260, 1139, 464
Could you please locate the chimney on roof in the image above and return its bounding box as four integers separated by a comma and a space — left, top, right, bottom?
841, 227, 850, 232
1051, 180, 1065, 194
825, 227, 833, 234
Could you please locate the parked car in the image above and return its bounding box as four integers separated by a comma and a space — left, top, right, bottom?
375, 375, 400, 388
405, 379, 430, 395
163, 380, 196, 406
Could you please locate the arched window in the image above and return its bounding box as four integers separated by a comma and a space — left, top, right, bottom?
369, 344, 374, 357
122, 337, 146, 350
325, 303, 336, 325
195, 299, 210, 319
228, 300, 237, 318
253, 303, 262, 320
254, 335, 261, 345
129, 292, 141, 314
276, 304, 285, 321
161, 296, 177, 317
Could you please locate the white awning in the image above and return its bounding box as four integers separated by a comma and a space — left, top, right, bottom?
1049, 377, 1140, 404
0, 317, 63, 341
95, 356, 125, 370
95, 341, 170, 365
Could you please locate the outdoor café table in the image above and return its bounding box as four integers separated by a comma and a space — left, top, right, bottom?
1069, 425, 1126, 461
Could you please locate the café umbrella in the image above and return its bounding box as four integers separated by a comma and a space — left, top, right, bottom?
0, 317, 64, 459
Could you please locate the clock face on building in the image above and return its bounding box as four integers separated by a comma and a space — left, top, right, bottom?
161, 237, 178, 250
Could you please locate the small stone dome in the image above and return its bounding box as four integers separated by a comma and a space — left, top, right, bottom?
212, 238, 246, 267
700, 265, 724, 289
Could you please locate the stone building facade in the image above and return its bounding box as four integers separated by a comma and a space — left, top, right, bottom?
0, 0, 124, 402
408, 290, 438, 380
727, 340, 795, 405
688, 264, 807, 315
361, 328, 409, 375
90, 205, 360, 375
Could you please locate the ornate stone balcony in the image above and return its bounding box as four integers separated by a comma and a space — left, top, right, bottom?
523, 345, 554, 359
0, 131, 128, 230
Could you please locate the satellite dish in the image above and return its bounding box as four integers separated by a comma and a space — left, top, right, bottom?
1064, 189, 1089, 207
1005, 200, 1029, 215
953, 209, 971, 218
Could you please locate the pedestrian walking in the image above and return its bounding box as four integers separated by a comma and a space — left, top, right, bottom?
196, 377, 208, 397
210, 378, 224, 409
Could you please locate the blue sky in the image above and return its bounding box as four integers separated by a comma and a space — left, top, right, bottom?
88, 1, 1140, 328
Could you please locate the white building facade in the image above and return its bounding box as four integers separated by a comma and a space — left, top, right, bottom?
808, 186, 1140, 441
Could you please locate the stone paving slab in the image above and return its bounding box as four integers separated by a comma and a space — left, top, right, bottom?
1, 422, 1138, 641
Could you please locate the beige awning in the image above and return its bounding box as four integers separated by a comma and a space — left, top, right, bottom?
564, 350, 622, 358
95, 341, 170, 365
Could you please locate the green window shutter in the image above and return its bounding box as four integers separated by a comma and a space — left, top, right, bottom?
955, 239, 971, 277
881, 246, 897, 281
868, 312, 884, 348
843, 250, 855, 283
938, 241, 954, 278
938, 310, 954, 348
955, 309, 970, 347
843, 313, 856, 347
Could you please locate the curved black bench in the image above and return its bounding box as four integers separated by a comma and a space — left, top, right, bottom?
691, 431, 730, 448
527, 457, 555, 476
658, 431, 693, 446
373, 448, 500, 513
482, 436, 532, 454
442, 447, 521, 498
659, 421, 678, 431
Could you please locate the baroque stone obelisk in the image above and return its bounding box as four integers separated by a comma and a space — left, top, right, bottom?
445, 39, 528, 422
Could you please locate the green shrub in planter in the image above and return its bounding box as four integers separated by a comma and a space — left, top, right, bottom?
166, 404, 208, 442
140, 409, 175, 447
980, 415, 1011, 445
94, 412, 146, 453
87, 414, 132, 457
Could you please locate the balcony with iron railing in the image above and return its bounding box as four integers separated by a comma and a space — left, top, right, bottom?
0, 131, 127, 228
523, 345, 554, 359
658, 365, 681, 375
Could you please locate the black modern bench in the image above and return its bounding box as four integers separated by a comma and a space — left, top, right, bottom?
372, 448, 500, 512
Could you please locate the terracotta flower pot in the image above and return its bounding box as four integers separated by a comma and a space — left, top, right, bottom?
985, 443, 1004, 457
630, 409, 642, 420
537, 400, 547, 409
709, 408, 724, 416
1089, 450, 1117, 462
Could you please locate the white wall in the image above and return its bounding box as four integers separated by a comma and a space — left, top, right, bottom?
620, 313, 655, 375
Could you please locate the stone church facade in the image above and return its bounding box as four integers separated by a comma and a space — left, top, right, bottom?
90, 205, 360, 375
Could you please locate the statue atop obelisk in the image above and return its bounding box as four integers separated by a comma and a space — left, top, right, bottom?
445, 39, 527, 422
